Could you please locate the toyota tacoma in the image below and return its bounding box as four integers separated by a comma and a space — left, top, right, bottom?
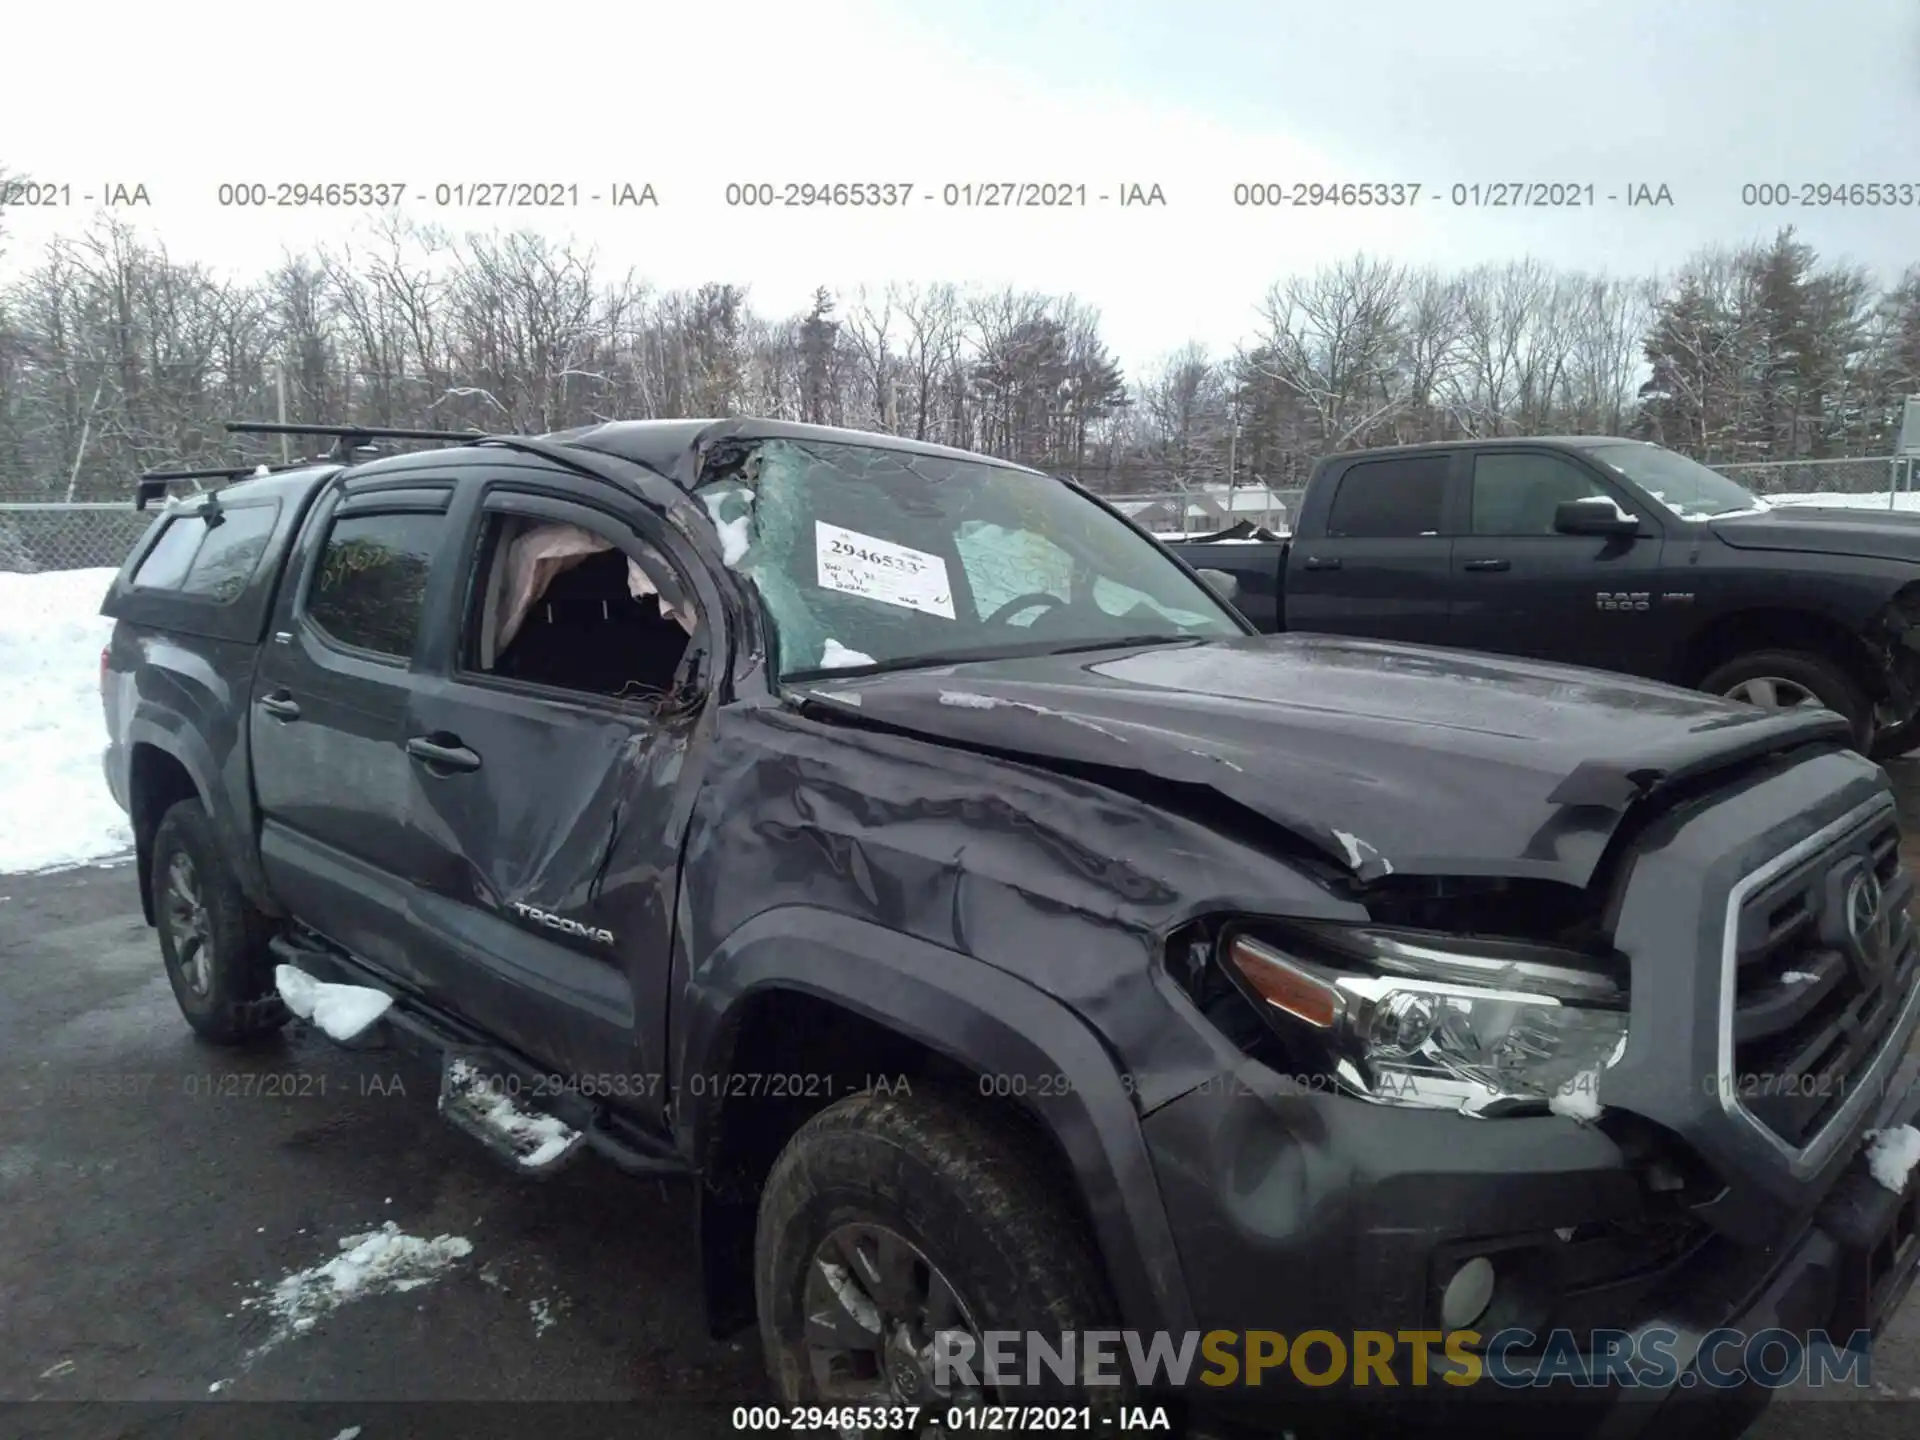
99, 418, 1920, 1436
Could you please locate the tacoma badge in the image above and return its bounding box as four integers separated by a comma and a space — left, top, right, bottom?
509, 902, 616, 946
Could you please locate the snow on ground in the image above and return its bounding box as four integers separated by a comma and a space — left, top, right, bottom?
1767, 490, 1920, 512
0, 568, 132, 874
239, 1222, 474, 1359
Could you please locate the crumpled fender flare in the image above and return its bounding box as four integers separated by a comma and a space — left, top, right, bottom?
676, 904, 1196, 1336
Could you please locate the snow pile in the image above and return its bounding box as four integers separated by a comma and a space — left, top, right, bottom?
0, 568, 133, 873
1864, 1125, 1920, 1195
444, 1059, 576, 1166
241, 1222, 473, 1354
275, 966, 393, 1041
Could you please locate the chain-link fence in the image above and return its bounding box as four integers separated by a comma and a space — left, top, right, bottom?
1713, 455, 1915, 501
0, 502, 155, 574
1100, 487, 1305, 536
3, 456, 1915, 575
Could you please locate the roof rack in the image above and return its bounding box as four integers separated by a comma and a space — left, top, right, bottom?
135, 465, 275, 512
224, 420, 489, 462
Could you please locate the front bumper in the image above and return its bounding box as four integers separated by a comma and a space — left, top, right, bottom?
1143, 1050, 1920, 1438
1136, 752, 1919, 1437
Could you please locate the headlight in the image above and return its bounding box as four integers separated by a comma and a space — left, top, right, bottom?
1220, 921, 1628, 1116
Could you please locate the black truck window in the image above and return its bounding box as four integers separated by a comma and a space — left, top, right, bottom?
130, 516, 208, 589
1470, 453, 1607, 536
1324, 456, 1449, 537
180, 503, 280, 600
305, 511, 445, 659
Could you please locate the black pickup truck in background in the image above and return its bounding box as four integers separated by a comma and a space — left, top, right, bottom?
1164, 436, 1920, 756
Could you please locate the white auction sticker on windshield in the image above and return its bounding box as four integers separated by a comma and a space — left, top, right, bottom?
815, 522, 955, 619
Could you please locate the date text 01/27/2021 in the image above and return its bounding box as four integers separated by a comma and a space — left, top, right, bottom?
729, 1404, 1176, 1433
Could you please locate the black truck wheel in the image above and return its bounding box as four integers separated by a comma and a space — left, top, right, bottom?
151, 798, 288, 1045
1698, 649, 1872, 750
755, 1088, 1125, 1416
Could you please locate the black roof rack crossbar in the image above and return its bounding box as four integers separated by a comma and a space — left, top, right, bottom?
224, 420, 489, 461
135, 465, 280, 512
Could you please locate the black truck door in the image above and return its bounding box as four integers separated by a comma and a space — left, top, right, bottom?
1285, 452, 1457, 645
399, 473, 712, 1119
1447, 448, 1670, 674
251, 481, 455, 989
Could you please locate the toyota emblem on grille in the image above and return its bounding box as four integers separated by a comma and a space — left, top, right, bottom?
1845, 867, 1887, 973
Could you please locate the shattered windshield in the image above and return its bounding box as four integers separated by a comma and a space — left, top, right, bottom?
697, 438, 1243, 678
1582, 443, 1766, 520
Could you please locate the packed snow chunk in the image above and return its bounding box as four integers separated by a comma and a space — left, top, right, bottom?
0, 568, 134, 872
274, 965, 393, 1041
1331, 830, 1393, 875
1780, 970, 1819, 985
1864, 1125, 1920, 1195
818, 638, 875, 669
1549, 1075, 1604, 1121
700, 488, 755, 567
242, 1222, 472, 1353
938, 690, 1001, 709
444, 1059, 577, 1166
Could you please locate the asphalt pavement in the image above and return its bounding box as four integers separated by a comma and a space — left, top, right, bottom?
6, 767, 1920, 1440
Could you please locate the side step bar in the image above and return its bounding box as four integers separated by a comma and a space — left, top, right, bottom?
268, 933, 690, 1181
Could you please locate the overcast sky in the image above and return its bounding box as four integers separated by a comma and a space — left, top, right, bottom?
3, 0, 1917, 370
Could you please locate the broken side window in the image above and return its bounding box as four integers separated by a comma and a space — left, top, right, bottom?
463, 516, 697, 705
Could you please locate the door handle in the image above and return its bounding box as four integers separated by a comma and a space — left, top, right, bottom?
407, 734, 482, 773
1299, 556, 1342, 571
1462, 558, 1512, 572
258, 691, 301, 721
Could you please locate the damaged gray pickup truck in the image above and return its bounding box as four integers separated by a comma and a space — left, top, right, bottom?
101, 417, 1920, 1437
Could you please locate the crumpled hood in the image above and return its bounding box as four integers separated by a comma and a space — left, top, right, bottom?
1711, 505, 1920, 561
796, 634, 1850, 887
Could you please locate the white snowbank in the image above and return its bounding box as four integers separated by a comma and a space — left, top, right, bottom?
275, 966, 393, 1041
1767, 490, 1920, 512
0, 568, 134, 873
1865, 1125, 1920, 1195
445, 1059, 576, 1166
241, 1221, 472, 1355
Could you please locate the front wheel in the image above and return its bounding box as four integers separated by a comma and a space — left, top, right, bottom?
754, 1088, 1126, 1428
1698, 649, 1873, 750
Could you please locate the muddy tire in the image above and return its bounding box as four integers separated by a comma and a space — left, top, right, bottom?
754, 1087, 1125, 1416
1698, 649, 1872, 750
151, 798, 287, 1045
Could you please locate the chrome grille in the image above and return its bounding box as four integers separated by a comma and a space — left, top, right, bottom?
1728, 810, 1914, 1147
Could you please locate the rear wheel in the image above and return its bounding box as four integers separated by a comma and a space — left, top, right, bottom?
1698, 649, 1873, 750
151, 798, 287, 1044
